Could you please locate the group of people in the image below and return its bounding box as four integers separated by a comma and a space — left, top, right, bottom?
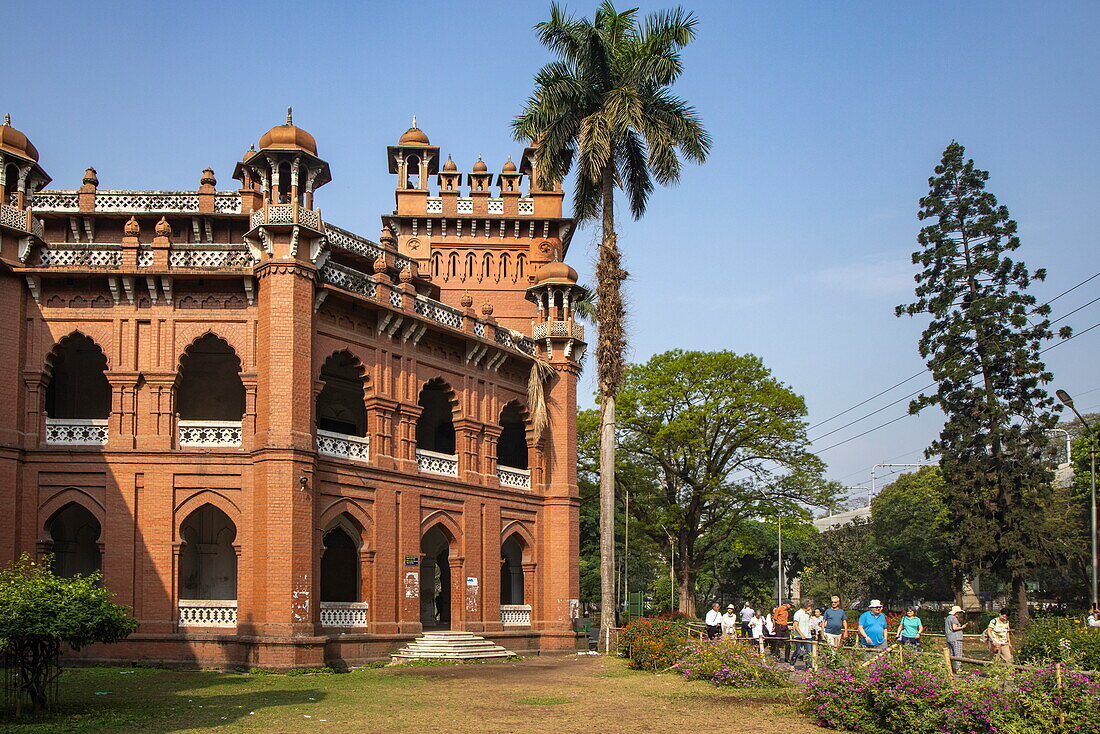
703, 598, 1016, 671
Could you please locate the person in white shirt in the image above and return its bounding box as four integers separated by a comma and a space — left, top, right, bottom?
720, 604, 739, 636
1088, 608, 1100, 632
749, 610, 766, 653
790, 600, 815, 668
739, 602, 756, 638
704, 602, 722, 639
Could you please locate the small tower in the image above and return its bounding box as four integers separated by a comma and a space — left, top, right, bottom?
0, 114, 50, 260
518, 139, 564, 219
388, 117, 439, 216
438, 154, 460, 193
467, 155, 491, 195
526, 259, 587, 363
497, 156, 521, 195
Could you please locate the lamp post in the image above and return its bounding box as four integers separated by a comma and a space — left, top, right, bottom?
1056, 389, 1097, 608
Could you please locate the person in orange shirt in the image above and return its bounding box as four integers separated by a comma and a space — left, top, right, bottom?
770, 601, 793, 661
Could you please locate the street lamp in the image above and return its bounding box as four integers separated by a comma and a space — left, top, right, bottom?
1056, 389, 1097, 608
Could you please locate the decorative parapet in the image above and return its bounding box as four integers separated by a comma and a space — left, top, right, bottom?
178, 420, 242, 447
414, 295, 463, 329
532, 321, 585, 341
518, 198, 534, 215
495, 327, 537, 356
249, 203, 323, 233
29, 191, 79, 211
316, 430, 370, 463
0, 202, 43, 239
457, 197, 473, 214
324, 223, 385, 261
426, 197, 442, 213
319, 262, 377, 298
178, 600, 237, 627
44, 418, 108, 446
35, 244, 122, 269
500, 604, 532, 626
416, 448, 459, 477
28, 190, 241, 214
497, 466, 531, 490
320, 601, 370, 628
169, 245, 255, 270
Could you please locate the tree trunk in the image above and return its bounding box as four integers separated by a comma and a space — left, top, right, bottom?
678, 565, 697, 617
597, 167, 621, 650
1013, 575, 1031, 626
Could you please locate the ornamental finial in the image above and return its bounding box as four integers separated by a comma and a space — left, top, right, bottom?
2, 114, 9, 127
286, 106, 293, 125
412, 114, 417, 128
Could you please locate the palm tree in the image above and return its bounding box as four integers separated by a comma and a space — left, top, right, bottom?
513, 1, 710, 646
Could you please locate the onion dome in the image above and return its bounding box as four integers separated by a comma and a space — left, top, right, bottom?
502, 156, 517, 173
442, 155, 458, 172
0, 114, 40, 162
534, 260, 579, 285
472, 155, 488, 174
124, 217, 140, 236
399, 115, 430, 146
257, 107, 318, 155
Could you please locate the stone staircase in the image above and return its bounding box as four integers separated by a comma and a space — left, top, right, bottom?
391, 630, 514, 661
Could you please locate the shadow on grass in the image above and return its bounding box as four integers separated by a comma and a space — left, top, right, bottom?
3, 667, 330, 733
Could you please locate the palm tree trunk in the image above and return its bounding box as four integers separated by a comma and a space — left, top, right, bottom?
598, 168, 620, 650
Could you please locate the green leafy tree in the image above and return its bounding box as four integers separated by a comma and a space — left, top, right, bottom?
616, 350, 841, 615
0, 555, 138, 713
711, 517, 817, 609
897, 141, 1066, 624
513, 1, 710, 641
800, 517, 887, 608
870, 467, 956, 603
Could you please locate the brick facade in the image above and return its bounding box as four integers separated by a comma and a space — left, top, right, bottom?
0, 114, 585, 668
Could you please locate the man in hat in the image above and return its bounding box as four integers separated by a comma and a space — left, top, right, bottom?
704, 602, 722, 639
721, 604, 739, 637
945, 605, 968, 672
857, 600, 888, 654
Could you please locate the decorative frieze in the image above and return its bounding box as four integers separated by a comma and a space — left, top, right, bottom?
414, 295, 463, 329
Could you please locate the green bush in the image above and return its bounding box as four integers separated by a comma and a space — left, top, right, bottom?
672, 637, 789, 688
1019, 616, 1100, 671
617, 617, 691, 670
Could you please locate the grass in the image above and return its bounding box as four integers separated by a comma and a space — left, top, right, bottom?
2, 655, 819, 733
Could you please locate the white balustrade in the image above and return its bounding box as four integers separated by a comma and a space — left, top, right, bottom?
532, 321, 585, 341
518, 198, 535, 215
95, 191, 200, 213
213, 193, 242, 214
324, 223, 385, 261
487, 198, 504, 214
178, 600, 237, 627
136, 248, 154, 267
426, 197, 442, 213
389, 287, 403, 308
320, 262, 376, 298
35, 245, 121, 269
30, 191, 80, 211
170, 247, 254, 269
320, 601, 370, 628
416, 448, 459, 477
178, 420, 242, 447
44, 418, 108, 446
473, 321, 486, 338
497, 466, 531, 490
414, 296, 463, 329
0, 202, 29, 232
316, 430, 370, 463
456, 197, 473, 214
500, 605, 532, 627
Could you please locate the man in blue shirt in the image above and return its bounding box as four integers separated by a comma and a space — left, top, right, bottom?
857, 599, 887, 653
822, 596, 848, 648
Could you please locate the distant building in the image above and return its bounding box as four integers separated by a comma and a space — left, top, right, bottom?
0, 112, 586, 667
812, 505, 871, 532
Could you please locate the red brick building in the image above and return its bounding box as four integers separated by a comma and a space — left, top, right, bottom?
0, 111, 585, 668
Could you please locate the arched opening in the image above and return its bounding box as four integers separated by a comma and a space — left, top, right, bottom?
482, 253, 491, 280
497, 402, 528, 470
45, 334, 110, 420
500, 533, 525, 605
320, 523, 359, 603
176, 334, 245, 421
178, 504, 237, 600
416, 379, 455, 455
448, 252, 459, 279
420, 524, 452, 629
553, 290, 565, 320
47, 503, 102, 578
316, 352, 367, 436
465, 253, 476, 280
406, 156, 421, 190
500, 253, 510, 281
516, 253, 526, 279
4, 163, 19, 204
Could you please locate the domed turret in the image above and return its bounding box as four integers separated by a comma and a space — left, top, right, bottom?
533, 260, 578, 285
442, 155, 458, 172
472, 155, 488, 174
399, 124, 431, 146
0, 114, 51, 215
387, 116, 439, 192
0, 114, 39, 162
257, 107, 318, 155
527, 256, 587, 362
502, 157, 517, 173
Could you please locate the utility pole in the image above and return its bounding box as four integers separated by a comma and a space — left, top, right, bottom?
1056, 390, 1097, 608
623, 488, 629, 617
776, 516, 784, 607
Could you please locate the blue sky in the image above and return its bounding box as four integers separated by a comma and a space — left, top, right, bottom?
9, 1, 1100, 494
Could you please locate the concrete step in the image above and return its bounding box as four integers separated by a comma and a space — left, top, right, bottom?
392, 631, 514, 660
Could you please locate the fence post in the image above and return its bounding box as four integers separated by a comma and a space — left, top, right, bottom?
942, 646, 955, 681
1056, 662, 1065, 727
811, 639, 819, 670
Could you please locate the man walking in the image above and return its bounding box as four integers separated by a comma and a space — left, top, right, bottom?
771, 601, 792, 661
822, 596, 847, 648
739, 601, 755, 639
704, 602, 722, 639
945, 605, 967, 673
857, 599, 888, 656
791, 600, 815, 668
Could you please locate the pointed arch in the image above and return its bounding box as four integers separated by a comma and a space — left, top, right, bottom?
39, 488, 106, 533
500, 520, 535, 556
318, 497, 373, 541
416, 377, 459, 454
431, 252, 443, 279
175, 332, 245, 421
174, 489, 241, 537
316, 349, 370, 437
499, 252, 510, 281
420, 511, 462, 548
516, 253, 527, 280
178, 503, 237, 600
43, 332, 111, 420
498, 399, 530, 470
45, 502, 103, 578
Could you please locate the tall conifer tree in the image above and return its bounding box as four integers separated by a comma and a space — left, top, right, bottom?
898, 142, 1067, 623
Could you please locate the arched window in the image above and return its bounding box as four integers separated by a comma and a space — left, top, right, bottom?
421, 524, 453, 629
47, 503, 102, 578
516, 253, 526, 279
465, 253, 476, 280
176, 334, 245, 421
482, 253, 492, 280
316, 352, 366, 436
320, 522, 359, 603
416, 379, 455, 455
553, 290, 565, 321
448, 252, 459, 279
432, 252, 443, 279
277, 161, 292, 204
45, 333, 111, 420
500, 253, 510, 281
406, 156, 420, 190
497, 402, 528, 470
4, 163, 19, 205
500, 533, 525, 605
178, 504, 237, 600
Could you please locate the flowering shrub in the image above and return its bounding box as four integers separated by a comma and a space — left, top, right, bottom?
1019, 616, 1100, 671
618, 617, 691, 670
802, 653, 1100, 733
672, 637, 790, 689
